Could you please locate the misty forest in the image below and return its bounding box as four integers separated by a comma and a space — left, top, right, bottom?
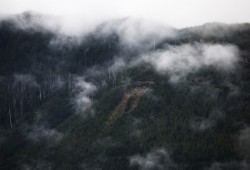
1, 12, 250, 170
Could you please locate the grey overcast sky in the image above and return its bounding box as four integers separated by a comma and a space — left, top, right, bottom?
0, 0, 250, 28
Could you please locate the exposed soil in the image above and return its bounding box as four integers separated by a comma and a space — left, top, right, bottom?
103, 81, 154, 132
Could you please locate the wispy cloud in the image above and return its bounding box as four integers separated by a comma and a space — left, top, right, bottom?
139, 43, 239, 82
98, 18, 177, 50
13, 74, 39, 87
0, 11, 61, 33
73, 77, 97, 117
187, 22, 250, 39
130, 148, 177, 170
27, 125, 63, 144
239, 126, 250, 162
190, 109, 225, 131
205, 161, 248, 170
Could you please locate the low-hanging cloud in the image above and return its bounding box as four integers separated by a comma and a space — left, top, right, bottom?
0, 11, 61, 33
187, 22, 250, 39
140, 43, 239, 82
129, 148, 177, 170
96, 18, 177, 50
190, 109, 225, 131
205, 161, 249, 170
27, 125, 63, 144
238, 126, 250, 162
73, 77, 97, 116
13, 74, 39, 88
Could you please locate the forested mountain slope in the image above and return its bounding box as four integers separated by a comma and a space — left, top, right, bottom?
1, 13, 250, 170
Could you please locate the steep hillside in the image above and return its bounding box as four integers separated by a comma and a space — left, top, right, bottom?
1, 13, 250, 170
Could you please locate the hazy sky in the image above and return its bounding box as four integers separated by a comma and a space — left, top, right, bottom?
0, 0, 250, 28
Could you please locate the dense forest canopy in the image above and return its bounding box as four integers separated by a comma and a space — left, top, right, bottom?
0, 13, 250, 170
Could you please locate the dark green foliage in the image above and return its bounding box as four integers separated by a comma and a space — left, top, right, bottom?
1, 17, 250, 170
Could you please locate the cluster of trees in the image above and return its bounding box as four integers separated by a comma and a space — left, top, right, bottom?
1, 17, 250, 170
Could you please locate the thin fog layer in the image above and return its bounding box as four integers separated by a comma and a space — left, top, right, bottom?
13, 74, 39, 87
98, 18, 177, 49
239, 127, 250, 162
73, 77, 97, 115
185, 22, 250, 38
0, 12, 61, 33
141, 43, 239, 82
205, 161, 248, 170
27, 125, 63, 144
190, 109, 225, 131
130, 148, 176, 170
